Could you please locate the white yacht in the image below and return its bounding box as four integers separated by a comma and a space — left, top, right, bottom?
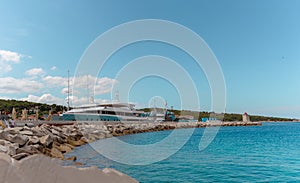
62, 102, 148, 122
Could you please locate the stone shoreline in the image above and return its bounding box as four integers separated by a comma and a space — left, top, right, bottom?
0, 121, 261, 183
0, 121, 261, 161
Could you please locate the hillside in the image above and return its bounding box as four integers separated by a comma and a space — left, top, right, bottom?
0, 99, 66, 117
141, 108, 294, 122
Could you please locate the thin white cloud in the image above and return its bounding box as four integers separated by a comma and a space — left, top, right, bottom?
0, 63, 12, 72
67, 95, 110, 106
0, 77, 43, 94
0, 50, 22, 63
43, 75, 117, 95
0, 74, 117, 106
51, 66, 57, 70
42, 76, 68, 86
25, 68, 45, 77
21, 94, 64, 105
21, 94, 111, 106
0, 50, 26, 74
61, 87, 69, 94
94, 77, 117, 95
71, 75, 117, 95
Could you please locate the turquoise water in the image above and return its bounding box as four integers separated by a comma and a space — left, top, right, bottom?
65, 122, 300, 182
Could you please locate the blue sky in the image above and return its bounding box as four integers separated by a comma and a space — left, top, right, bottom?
0, 0, 300, 118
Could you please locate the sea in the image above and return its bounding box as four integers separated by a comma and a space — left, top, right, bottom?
64, 122, 300, 182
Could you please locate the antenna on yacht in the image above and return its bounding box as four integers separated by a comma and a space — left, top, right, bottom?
67, 70, 70, 111
86, 75, 90, 104
114, 90, 120, 102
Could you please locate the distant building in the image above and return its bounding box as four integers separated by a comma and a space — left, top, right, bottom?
242, 112, 250, 122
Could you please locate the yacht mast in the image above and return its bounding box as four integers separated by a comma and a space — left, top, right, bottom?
67, 70, 70, 111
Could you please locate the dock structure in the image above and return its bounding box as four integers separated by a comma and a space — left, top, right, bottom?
12, 120, 262, 128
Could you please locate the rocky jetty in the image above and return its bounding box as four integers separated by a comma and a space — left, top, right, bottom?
0, 121, 261, 161
0, 124, 107, 160
0, 121, 261, 182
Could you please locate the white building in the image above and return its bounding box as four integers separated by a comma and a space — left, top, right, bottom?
242, 112, 250, 122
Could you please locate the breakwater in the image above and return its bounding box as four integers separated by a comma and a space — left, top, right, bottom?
0, 121, 261, 183
0, 121, 261, 160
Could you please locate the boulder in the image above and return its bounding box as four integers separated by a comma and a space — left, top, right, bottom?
28, 136, 40, 145
22, 126, 31, 131
31, 127, 47, 137
53, 144, 72, 154
53, 135, 65, 144
7, 145, 17, 156
67, 139, 85, 147
51, 129, 61, 136
0, 131, 14, 142
39, 134, 53, 147
0, 139, 11, 146
50, 147, 64, 159
0, 145, 8, 153
64, 143, 74, 150
80, 137, 89, 143
10, 134, 29, 146
4, 127, 22, 134
12, 152, 29, 160
61, 126, 72, 134
20, 130, 33, 136
69, 132, 83, 141
16, 145, 41, 155
64, 156, 77, 161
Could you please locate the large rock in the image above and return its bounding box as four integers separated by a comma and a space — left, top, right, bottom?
0, 145, 7, 153
67, 139, 85, 147
53, 135, 65, 144
0, 139, 12, 146
20, 130, 34, 136
50, 147, 64, 159
0, 131, 14, 142
11, 134, 29, 146
64, 143, 74, 150
57, 144, 72, 153
12, 152, 29, 160
4, 127, 22, 135
32, 125, 51, 137
64, 156, 77, 161
69, 132, 83, 141
39, 134, 53, 147
31, 128, 46, 137
28, 136, 40, 145
16, 145, 41, 155
80, 136, 89, 143
51, 128, 61, 136
7, 145, 17, 156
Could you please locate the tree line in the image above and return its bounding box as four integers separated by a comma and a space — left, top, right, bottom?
0, 99, 294, 121
141, 108, 294, 122
0, 99, 67, 117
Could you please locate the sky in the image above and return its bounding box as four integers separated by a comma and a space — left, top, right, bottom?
0, 0, 300, 118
